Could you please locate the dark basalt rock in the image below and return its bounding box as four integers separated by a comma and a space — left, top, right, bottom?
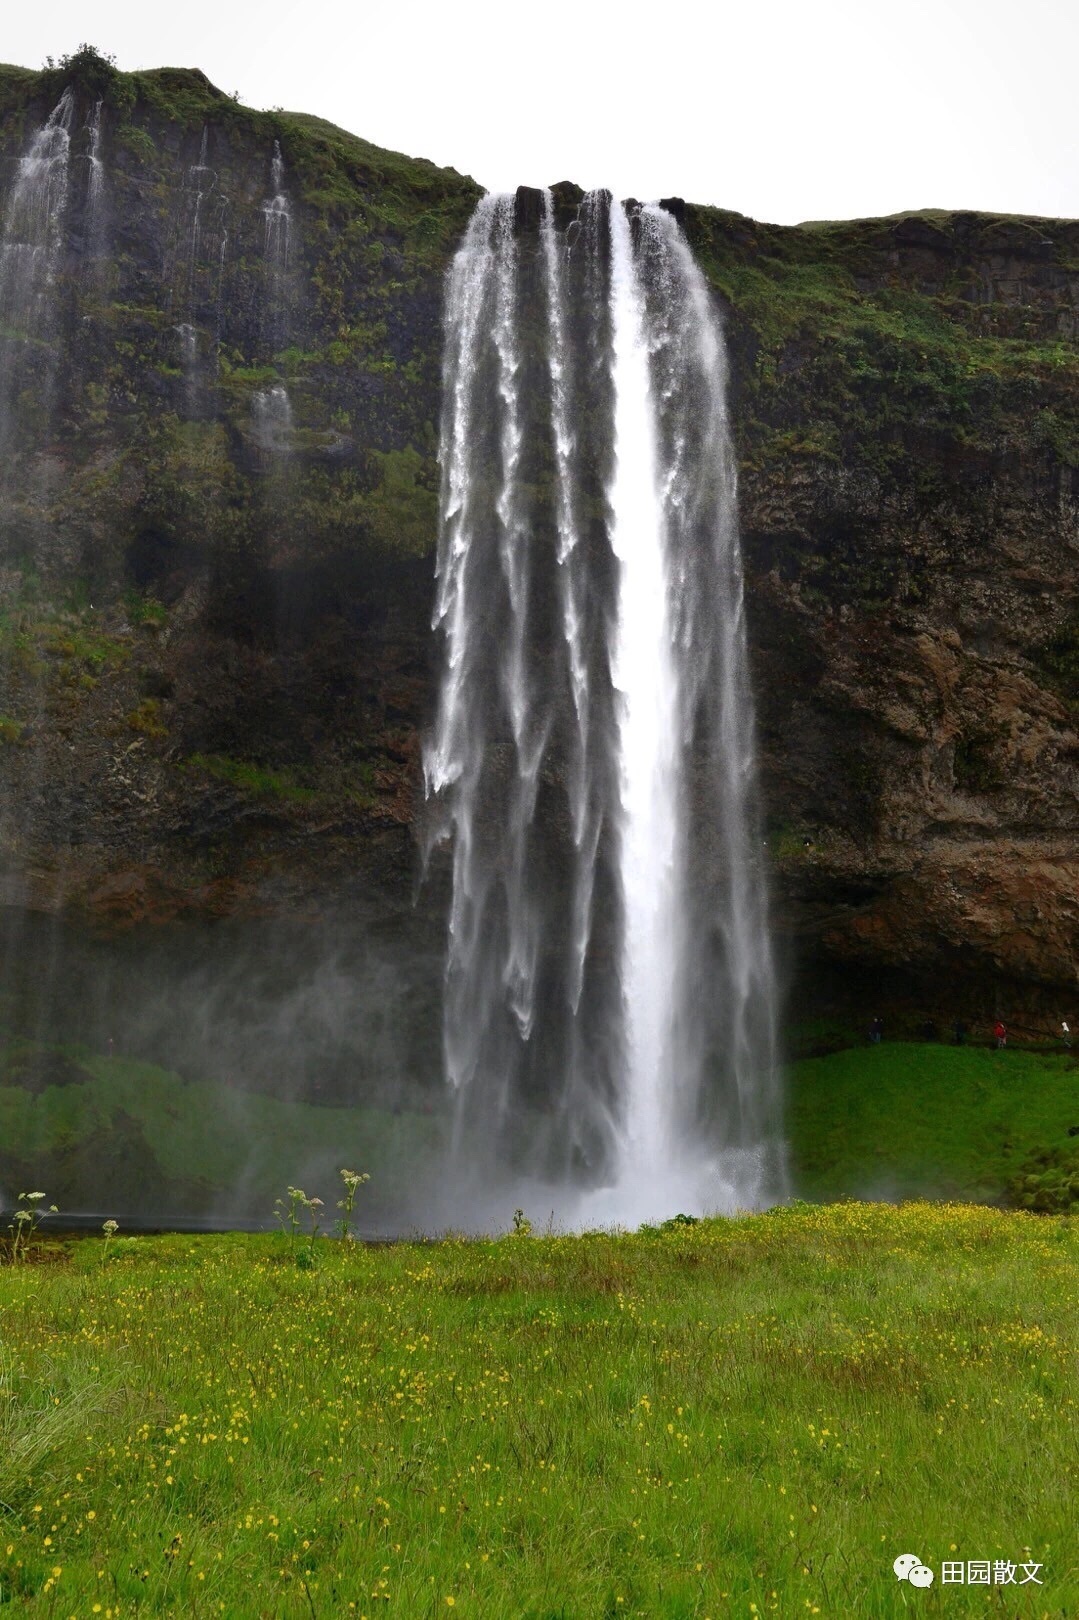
514, 184, 545, 231
549, 180, 584, 230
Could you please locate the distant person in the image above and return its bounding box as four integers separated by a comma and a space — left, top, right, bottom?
869, 1016, 883, 1045
994, 1020, 1007, 1050
1062, 1021, 1072, 1048
952, 1019, 967, 1046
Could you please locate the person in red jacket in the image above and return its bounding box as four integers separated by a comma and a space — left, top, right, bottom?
994, 1020, 1007, 1050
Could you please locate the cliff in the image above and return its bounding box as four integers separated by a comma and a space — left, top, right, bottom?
694, 206, 1079, 1021
1, 49, 1077, 1093
0, 57, 478, 925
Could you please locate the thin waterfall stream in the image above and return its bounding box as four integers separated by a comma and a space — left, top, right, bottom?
427, 191, 785, 1227
0, 87, 75, 461
0, 86, 74, 331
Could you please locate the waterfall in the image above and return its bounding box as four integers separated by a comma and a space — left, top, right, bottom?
262, 140, 292, 351
85, 99, 105, 245
263, 141, 292, 278
0, 90, 80, 1097
539, 191, 612, 1120
600, 200, 683, 1207
582, 202, 785, 1222
171, 125, 222, 405
258, 140, 293, 440
187, 127, 214, 303
0, 87, 75, 471
427, 190, 784, 1227
251, 383, 293, 463
0, 88, 74, 343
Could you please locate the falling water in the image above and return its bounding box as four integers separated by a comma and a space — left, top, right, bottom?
168, 122, 226, 401
0, 87, 74, 344
594, 199, 683, 1217
426, 196, 531, 1147
216, 226, 229, 333
251, 383, 293, 462
427, 190, 784, 1227
85, 99, 105, 243
257, 140, 294, 435
263, 142, 292, 272
261, 140, 293, 352
583, 202, 785, 1222
187, 127, 214, 302
0, 86, 76, 477
539, 191, 612, 1125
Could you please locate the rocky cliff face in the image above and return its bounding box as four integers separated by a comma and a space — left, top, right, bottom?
0, 51, 1077, 1089
692, 208, 1079, 1025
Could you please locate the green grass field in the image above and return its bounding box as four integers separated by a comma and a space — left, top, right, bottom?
0, 1203, 1075, 1617
0, 1045, 446, 1225
788, 1041, 1079, 1205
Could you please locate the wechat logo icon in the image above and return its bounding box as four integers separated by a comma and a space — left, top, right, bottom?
894, 1553, 934, 1587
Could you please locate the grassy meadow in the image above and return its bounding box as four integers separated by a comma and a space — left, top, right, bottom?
788, 1041, 1079, 1205
0, 1201, 1075, 1617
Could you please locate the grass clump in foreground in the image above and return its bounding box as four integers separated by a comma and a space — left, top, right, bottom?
0, 1203, 1074, 1616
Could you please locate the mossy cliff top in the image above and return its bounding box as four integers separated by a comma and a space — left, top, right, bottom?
0, 55, 481, 252
684, 201, 1079, 473
0, 52, 482, 613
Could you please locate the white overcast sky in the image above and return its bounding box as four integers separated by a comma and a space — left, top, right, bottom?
3, 0, 1077, 225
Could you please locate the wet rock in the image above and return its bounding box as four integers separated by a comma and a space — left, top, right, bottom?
513, 185, 545, 231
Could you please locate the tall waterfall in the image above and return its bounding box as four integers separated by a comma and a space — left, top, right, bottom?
262, 139, 293, 347
257, 141, 294, 448
169, 125, 221, 400
0, 88, 76, 469
426, 191, 784, 1226
85, 99, 105, 243
186, 127, 214, 305
0, 88, 74, 336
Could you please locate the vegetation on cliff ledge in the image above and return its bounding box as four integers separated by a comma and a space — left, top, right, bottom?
689, 204, 1079, 479
0, 50, 480, 599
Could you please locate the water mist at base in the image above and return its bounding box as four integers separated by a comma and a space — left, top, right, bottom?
426, 192, 785, 1230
